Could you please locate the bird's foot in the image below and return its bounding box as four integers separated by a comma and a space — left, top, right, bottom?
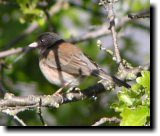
67, 87, 80, 93
54, 82, 73, 95
54, 87, 64, 95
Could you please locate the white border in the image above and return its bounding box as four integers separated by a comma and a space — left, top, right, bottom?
0, 0, 157, 135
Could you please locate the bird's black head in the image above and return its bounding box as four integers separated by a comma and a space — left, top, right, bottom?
29, 32, 63, 49
37, 32, 62, 48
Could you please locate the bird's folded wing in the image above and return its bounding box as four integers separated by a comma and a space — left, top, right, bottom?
45, 46, 98, 76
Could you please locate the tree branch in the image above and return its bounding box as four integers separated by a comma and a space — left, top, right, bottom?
0, 83, 106, 115
0, 15, 131, 59
92, 117, 121, 126
99, 0, 150, 81
100, 0, 122, 64
0, 47, 30, 59
69, 16, 130, 43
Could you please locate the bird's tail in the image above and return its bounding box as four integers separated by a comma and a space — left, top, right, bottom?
111, 76, 131, 88
92, 69, 130, 88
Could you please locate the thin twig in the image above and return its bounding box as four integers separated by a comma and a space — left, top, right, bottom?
97, 39, 115, 57
101, 0, 122, 64
37, 98, 47, 126
92, 117, 121, 126
0, 61, 6, 96
0, 47, 27, 59
69, 16, 130, 43
128, 9, 150, 19
128, 14, 150, 19
12, 115, 26, 126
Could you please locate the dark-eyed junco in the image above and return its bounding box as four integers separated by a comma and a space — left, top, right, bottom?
28, 32, 130, 90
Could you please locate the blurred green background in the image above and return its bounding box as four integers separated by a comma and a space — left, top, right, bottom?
0, 0, 150, 126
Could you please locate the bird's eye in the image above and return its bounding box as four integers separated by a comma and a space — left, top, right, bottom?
40, 39, 47, 46
41, 39, 45, 43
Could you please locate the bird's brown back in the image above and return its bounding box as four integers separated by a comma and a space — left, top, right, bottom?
39, 42, 98, 76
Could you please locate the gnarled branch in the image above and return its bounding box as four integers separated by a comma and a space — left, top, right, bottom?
0, 83, 106, 115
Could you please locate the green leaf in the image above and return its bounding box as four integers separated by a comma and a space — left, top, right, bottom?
16, 0, 45, 24
118, 90, 134, 106
112, 70, 150, 126
120, 106, 150, 126
136, 71, 150, 91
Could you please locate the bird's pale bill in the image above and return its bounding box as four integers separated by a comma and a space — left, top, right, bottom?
28, 42, 38, 48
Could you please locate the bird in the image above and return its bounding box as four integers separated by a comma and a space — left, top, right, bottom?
28, 32, 130, 91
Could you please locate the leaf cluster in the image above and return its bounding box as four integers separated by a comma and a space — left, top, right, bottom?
112, 71, 150, 126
